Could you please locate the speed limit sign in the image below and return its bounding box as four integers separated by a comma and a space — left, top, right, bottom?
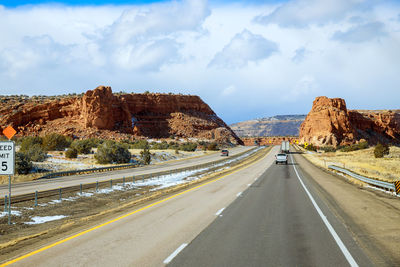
0, 141, 15, 175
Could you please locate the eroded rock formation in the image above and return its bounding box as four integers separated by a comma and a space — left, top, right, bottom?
299, 96, 400, 146
0, 86, 242, 144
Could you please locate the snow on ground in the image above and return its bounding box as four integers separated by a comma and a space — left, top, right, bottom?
0, 210, 21, 218
25, 215, 67, 225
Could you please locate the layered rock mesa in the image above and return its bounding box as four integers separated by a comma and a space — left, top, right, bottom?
230, 115, 306, 137
0, 86, 242, 144
299, 96, 400, 146
241, 136, 298, 146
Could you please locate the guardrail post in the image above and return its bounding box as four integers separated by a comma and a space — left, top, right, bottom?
96, 181, 99, 192
110, 179, 113, 189
133, 176, 135, 184
34, 191, 38, 207
395, 181, 400, 196
59, 188, 62, 201
4, 195, 8, 212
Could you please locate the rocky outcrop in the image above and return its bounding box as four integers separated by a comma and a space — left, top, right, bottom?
0, 86, 242, 144
230, 115, 306, 137
299, 96, 400, 146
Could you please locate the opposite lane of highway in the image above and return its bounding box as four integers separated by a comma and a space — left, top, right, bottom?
0, 146, 252, 197
5, 146, 275, 266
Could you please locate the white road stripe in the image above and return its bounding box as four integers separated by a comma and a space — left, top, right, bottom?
236, 192, 242, 197
215, 207, 225, 216
290, 154, 358, 267
247, 184, 251, 187
163, 243, 187, 264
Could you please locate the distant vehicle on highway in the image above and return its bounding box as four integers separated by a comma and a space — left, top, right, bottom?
275, 153, 288, 165
221, 149, 229, 156
281, 141, 290, 153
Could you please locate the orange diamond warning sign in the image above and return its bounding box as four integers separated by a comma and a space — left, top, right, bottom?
3, 126, 17, 140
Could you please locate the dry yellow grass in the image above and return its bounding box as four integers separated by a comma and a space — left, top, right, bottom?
303, 146, 400, 182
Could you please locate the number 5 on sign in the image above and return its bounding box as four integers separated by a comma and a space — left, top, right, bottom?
0, 141, 15, 175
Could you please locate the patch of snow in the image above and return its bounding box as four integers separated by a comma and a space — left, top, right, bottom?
25, 215, 67, 225
0, 210, 21, 218
78, 192, 93, 197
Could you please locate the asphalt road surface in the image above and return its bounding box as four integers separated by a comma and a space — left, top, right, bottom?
5, 146, 374, 266
0, 146, 252, 197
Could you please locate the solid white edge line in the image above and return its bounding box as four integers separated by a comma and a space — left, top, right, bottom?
290, 154, 358, 267
215, 207, 225, 216
163, 243, 188, 264
236, 192, 242, 197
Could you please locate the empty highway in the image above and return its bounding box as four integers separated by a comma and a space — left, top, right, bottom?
3, 146, 384, 266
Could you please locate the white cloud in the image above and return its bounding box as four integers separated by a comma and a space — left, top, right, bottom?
0, 0, 400, 124
208, 29, 278, 68
221, 85, 236, 96
332, 21, 387, 43
254, 0, 366, 28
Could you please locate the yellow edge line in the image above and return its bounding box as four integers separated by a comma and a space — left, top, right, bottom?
1, 148, 270, 266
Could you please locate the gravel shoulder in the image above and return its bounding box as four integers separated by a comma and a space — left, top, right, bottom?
293, 151, 400, 266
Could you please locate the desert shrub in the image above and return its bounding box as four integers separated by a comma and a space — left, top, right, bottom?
131, 140, 149, 149
65, 148, 78, 159
71, 139, 93, 154
151, 141, 169, 150
320, 146, 336, 153
179, 142, 197, 152
19, 136, 43, 152
140, 143, 151, 165
23, 143, 47, 162
95, 141, 131, 164
42, 133, 72, 151
15, 152, 32, 174
374, 143, 389, 158
207, 142, 219, 151
168, 142, 179, 150
340, 141, 369, 152
305, 144, 317, 151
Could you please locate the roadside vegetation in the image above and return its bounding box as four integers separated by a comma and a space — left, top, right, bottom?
301, 142, 400, 182
5, 133, 225, 181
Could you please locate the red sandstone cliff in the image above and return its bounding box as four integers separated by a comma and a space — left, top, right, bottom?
0, 86, 242, 144
299, 96, 400, 146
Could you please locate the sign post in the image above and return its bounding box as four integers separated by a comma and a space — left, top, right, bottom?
2, 125, 16, 225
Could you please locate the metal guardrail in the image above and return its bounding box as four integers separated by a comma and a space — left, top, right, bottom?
38, 163, 139, 179
328, 165, 398, 194
1, 147, 264, 204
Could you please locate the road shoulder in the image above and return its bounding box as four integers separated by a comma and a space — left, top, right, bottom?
293, 152, 400, 266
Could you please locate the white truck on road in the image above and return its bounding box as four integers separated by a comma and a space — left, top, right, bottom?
281, 141, 290, 153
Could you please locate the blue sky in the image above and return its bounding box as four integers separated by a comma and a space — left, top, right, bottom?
2, 0, 283, 7
0, 0, 399, 124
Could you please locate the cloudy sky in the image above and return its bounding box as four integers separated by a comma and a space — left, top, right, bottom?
1, 0, 399, 124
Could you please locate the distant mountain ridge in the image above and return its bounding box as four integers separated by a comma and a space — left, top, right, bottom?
230, 115, 306, 137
